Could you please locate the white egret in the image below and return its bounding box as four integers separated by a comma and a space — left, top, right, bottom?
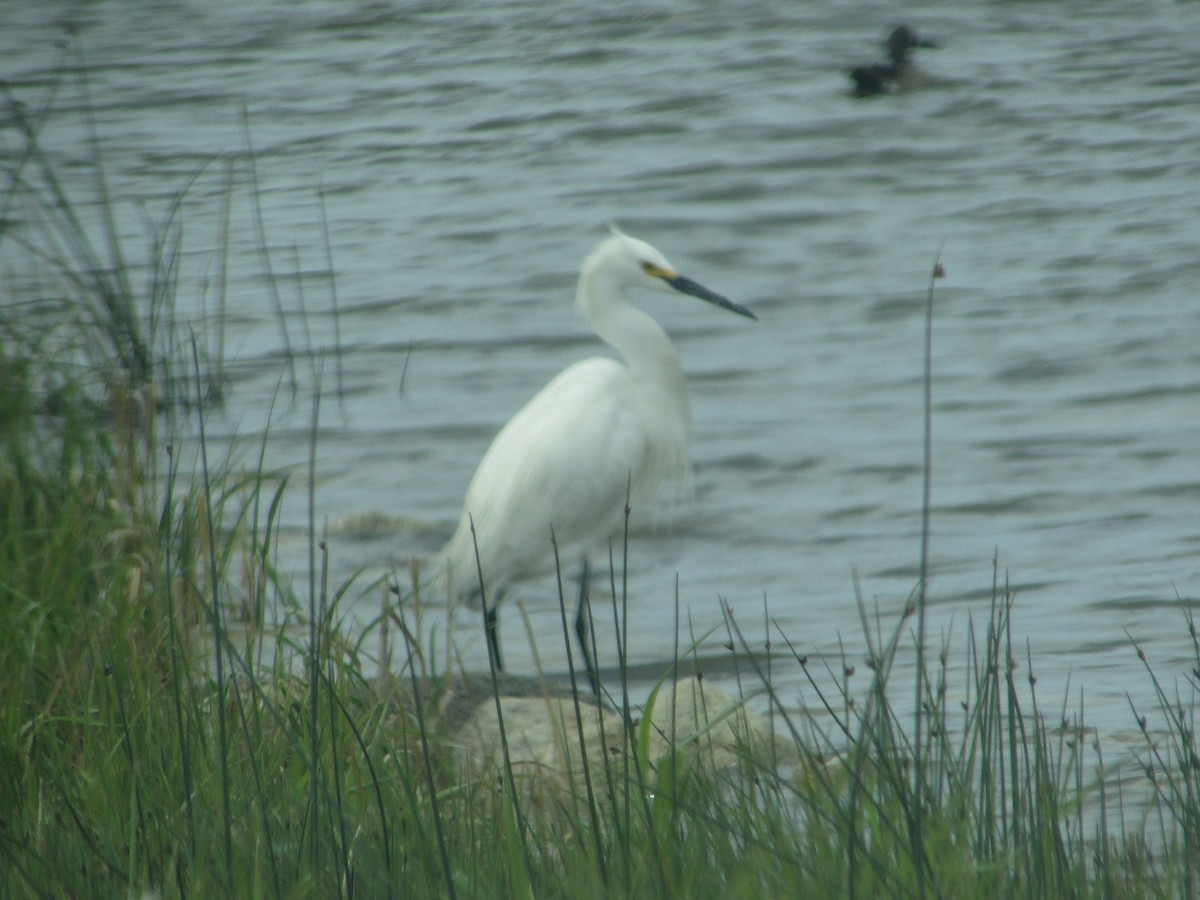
433, 228, 755, 692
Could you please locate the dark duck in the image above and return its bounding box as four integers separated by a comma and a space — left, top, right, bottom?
849, 25, 938, 97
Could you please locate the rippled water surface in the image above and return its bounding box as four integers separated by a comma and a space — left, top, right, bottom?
6, 1, 1200, 745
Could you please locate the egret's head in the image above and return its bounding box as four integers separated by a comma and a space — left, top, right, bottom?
583, 227, 757, 319
584, 227, 677, 292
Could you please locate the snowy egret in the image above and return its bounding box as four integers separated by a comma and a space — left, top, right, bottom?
434, 228, 755, 692
850, 25, 938, 97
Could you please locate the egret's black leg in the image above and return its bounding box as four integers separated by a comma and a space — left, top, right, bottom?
485, 601, 504, 672
573, 558, 599, 695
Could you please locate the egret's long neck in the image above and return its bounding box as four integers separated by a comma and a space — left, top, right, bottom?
577, 268, 688, 402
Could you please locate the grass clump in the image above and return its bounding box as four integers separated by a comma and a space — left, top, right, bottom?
2, 85, 1199, 899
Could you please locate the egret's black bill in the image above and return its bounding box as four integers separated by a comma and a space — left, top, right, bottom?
667, 274, 757, 320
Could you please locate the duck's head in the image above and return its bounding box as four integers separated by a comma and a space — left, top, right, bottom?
887, 25, 937, 64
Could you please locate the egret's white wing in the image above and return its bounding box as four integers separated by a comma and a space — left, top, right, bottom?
441, 357, 651, 599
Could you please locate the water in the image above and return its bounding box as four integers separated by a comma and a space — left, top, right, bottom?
5, 1, 1199, 756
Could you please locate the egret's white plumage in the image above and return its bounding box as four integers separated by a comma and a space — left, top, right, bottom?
434, 228, 754, 689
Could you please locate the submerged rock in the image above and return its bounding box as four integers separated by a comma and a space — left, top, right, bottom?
452, 675, 792, 786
